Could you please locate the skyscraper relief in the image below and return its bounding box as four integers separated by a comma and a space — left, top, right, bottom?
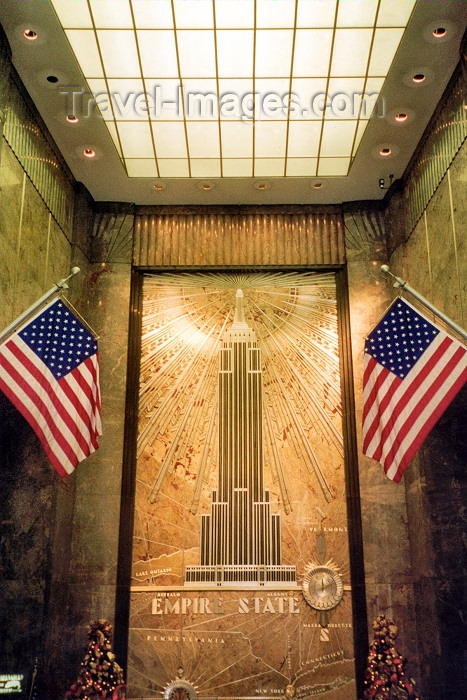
185, 290, 296, 586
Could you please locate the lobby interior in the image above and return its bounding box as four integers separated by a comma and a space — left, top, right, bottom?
0, 2, 466, 699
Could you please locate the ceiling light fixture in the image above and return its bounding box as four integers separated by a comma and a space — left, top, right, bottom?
385, 107, 415, 127
153, 182, 166, 191
313, 182, 323, 189
422, 19, 456, 45
403, 68, 433, 89
23, 29, 38, 41
50, 0, 415, 183
46, 75, 59, 83
198, 181, 215, 192
254, 181, 271, 191
83, 149, 96, 159
66, 115, 79, 124
373, 144, 399, 161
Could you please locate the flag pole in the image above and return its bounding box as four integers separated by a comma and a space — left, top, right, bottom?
381, 265, 467, 342
0, 267, 81, 344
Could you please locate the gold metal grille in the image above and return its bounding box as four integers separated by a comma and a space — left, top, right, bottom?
3, 74, 75, 235
405, 68, 467, 235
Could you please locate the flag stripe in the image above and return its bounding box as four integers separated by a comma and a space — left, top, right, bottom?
369, 335, 454, 461
0, 342, 85, 466
385, 351, 467, 481
362, 358, 400, 453
362, 296, 467, 482
0, 359, 77, 475
5, 338, 93, 459
0, 298, 101, 477
60, 356, 102, 443
364, 333, 448, 459
0, 376, 71, 477
385, 343, 464, 461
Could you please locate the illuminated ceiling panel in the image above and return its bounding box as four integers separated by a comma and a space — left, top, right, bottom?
51, 0, 415, 180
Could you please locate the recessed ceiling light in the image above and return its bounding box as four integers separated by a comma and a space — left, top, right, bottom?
403, 68, 433, 88
153, 182, 166, 191
254, 181, 270, 191
23, 29, 38, 41
422, 20, 456, 45
313, 182, 323, 189
385, 108, 415, 127
17, 24, 45, 46
373, 144, 399, 160
66, 115, 79, 124
197, 181, 215, 192
76, 145, 102, 161
38, 68, 71, 89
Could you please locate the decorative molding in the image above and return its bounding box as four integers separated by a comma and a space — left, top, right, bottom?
2, 70, 75, 235
92, 207, 135, 264
460, 27, 467, 85
133, 205, 345, 268
343, 206, 388, 261
403, 66, 466, 236
0, 24, 12, 128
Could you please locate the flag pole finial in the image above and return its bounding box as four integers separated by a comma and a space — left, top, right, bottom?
56, 266, 81, 291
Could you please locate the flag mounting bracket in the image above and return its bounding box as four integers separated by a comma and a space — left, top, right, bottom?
0, 267, 81, 344
381, 265, 467, 343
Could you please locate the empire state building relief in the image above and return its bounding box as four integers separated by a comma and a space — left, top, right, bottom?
129, 271, 355, 700
185, 289, 296, 587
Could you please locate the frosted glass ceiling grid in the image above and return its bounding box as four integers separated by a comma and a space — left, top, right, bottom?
51, 0, 415, 179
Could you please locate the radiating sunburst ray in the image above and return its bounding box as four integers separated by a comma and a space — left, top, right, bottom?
138, 271, 342, 509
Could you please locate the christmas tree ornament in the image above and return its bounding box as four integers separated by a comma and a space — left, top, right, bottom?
65, 619, 125, 699
363, 614, 420, 700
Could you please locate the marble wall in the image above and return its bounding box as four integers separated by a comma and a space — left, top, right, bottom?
388, 140, 467, 699
0, 128, 132, 698
343, 204, 421, 690
0, 131, 75, 698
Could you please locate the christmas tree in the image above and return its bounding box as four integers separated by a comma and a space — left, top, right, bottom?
65, 619, 125, 699
363, 614, 420, 700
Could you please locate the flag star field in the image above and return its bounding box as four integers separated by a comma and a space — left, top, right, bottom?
365, 299, 439, 379
19, 300, 97, 380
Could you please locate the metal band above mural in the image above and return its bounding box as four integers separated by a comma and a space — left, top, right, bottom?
133, 207, 346, 268
128, 270, 356, 700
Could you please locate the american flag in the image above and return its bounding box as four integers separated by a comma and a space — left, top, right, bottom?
362, 297, 467, 483
0, 298, 102, 477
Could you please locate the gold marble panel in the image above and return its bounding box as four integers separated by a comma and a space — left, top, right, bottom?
128, 271, 355, 700
0, 140, 23, 328
44, 215, 72, 290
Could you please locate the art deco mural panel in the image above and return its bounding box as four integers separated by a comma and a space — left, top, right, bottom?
128, 271, 355, 700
